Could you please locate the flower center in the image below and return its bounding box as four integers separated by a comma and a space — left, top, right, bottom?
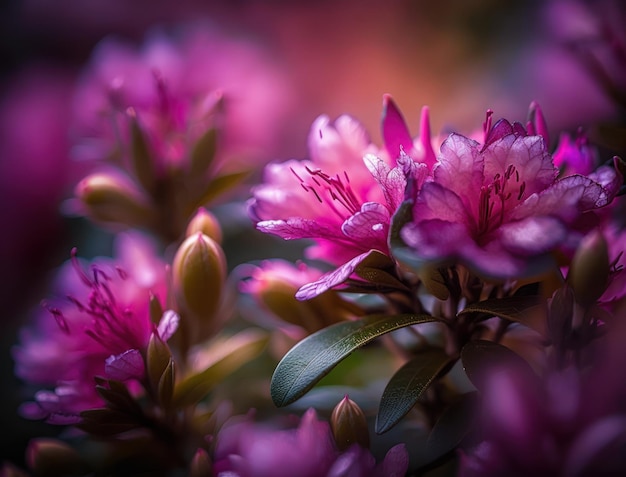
477, 164, 526, 237
291, 166, 361, 219
44, 249, 145, 351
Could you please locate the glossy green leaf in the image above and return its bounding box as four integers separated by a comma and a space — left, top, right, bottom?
460, 340, 535, 392
271, 313, 438, 407
173, 329, 267, 407
376, 348, 453, 434
458, 295, 547, 338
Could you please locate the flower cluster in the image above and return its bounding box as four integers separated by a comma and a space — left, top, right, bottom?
5, 9, 626, 477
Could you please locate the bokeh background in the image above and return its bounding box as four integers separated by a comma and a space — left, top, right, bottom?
1, 0, 623, 470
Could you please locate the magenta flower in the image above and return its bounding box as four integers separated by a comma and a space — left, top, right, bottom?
72, 25, 291, 170
13, 233, 175, 424
400, 113, 622, 278
213, 408, 408, 477
460, 362, 626, 476
249, 97, 430, 298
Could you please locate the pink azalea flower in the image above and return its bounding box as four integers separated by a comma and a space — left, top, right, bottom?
249, 97, 430, 299
400, 112, 622, 278
13, 233, 175, 424
213, 408, 408, 477
72, 24, 292, 172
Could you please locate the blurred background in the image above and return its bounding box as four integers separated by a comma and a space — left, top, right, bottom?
0, 0, 624, 470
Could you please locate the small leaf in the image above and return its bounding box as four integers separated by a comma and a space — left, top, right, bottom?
149, 293, 164, 324
376, 349, 453, 434
271, 313, 439, 407
191, 170, 250, 211
174, 329, 267, 407
460, 340, 535, 392
458, 295, 548, 338
388, 199, 413, 252
146, 333, 172, 393
79, 408, 141, 436
189, 127, 218, 178
95, 380, 142, 414
418, 267, 449, 301
129, 110, 156, 194
158, 359, 175, 409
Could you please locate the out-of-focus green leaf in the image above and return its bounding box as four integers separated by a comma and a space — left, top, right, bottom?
423, 392, 477, 465
158, 358, 175, 410
458, 295, 547, 338
271, 313, 439, 407
376, 348, 453, 434
418, 267, 450, 301
79, 408, 142, 436
189, 127, 218, 178
191, 170, 250, 210
146, 333, 172, 394
129, 111, 157, 194
460, 340, 535, 392
173, 329, 267, 407
95, 379, 142, 415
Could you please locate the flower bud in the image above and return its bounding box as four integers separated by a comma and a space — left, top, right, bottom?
567, 230, 610, 307
75, 172, 153, 228
330, 395, 370, 451
172, 233, 227, 320
186, 208, 223, 244
190, 448, 213, 477
242, 261, 363, 335
26, 438, 87, 477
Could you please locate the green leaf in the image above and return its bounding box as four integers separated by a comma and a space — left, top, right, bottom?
146, 333, 172, 394
422, 392, 477, 466
191, 170, 250, 211
460, 340, 535, 392
458, 295, 548, 338
376, 348, 453, 434
158, 359, 175, 410
173, 329, 267, 407
79, 408, 142, 436
129, 111, 157, 194
271, 313, 439, 407
418, 266, 450, 301
189, 127, 218, 178
95, 380, 142, 414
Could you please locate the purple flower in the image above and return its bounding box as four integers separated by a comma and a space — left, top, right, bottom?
401, 112, 622, 278
460, 362, 626, 476
249, 97, 430, 298
213, 408, 408, 477
13, 233, 174, 424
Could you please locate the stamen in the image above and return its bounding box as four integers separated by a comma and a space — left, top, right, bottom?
43, 303, 70, 334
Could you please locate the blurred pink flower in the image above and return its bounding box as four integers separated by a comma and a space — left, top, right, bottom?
401, 112, 622, 278
460, 363, 626, 476
13, 233, 174, 424
0, 66, 79, 314
213, 408, 408, 477
72, 24, 292, 170
249, 97, 430, 298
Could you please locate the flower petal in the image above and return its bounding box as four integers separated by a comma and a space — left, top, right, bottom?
295, 251, 374, 300
105, 349, 145, 380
